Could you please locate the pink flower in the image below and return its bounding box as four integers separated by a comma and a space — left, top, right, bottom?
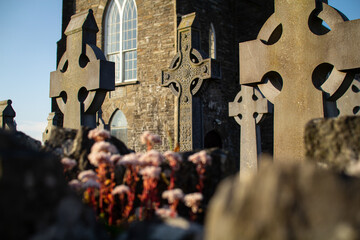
88, 129, 111, 142
162, 188, 184, 203
78, 169, 97, 182
61, 157, 77, 170
140, 131, 161, 145
112, 185, 130, 195
110, 154, 122, 164
139, 150, 164, 166
156, 208, 178, 218
164, 151, 182, 170
139, 166, 161, 179
118, 152, 141, 166
188, 150, 211, 166
184, 192, 203, 213
88, 151, 112, 167
82, 179, 100, 189
91, 141, 118, 154
68, 179, 82, 190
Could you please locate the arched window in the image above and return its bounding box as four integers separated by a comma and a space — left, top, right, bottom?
209, 23, 216, 59
110, 110, 128, 144
105, 0, 137, 83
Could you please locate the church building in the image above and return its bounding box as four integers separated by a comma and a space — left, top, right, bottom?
54, 0, 273, 161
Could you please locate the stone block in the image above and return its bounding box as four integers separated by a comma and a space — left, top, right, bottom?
206, 161, 360, 240
305, 116, 360, 172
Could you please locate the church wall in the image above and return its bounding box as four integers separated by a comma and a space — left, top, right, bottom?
70, 0, 177, 152
175, 0, 274, 163
60, 0, 274, 163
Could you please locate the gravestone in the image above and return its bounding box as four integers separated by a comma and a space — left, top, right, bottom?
0, 99, 16, 131
42, 112, 62, 142
229, 85, 269, 173
161, 13, 221, 151
50, 9, 114, 129
239, 0, 360, 161
337, 76, 360, 116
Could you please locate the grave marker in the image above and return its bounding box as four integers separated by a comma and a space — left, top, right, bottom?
239, 0, 360, 161
50, 9, 114, 129
161, 13, 221, 151
0, 100, 16, 131
229, 85, 268, 173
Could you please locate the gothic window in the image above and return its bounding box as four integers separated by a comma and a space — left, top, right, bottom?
110, 109, 128, 144
209, 23, 216, 59
105, 0, 137, 83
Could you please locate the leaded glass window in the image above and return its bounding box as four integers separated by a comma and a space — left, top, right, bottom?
110, 110, 128, 143
209, 23, 216, 59
105, 0, 137, 83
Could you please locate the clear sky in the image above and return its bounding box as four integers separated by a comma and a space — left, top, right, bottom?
0, 0, 359, 142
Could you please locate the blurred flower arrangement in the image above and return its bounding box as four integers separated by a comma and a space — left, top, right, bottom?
61, 129, 212, 227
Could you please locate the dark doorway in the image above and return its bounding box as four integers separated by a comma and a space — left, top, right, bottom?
204, 130, 222, 149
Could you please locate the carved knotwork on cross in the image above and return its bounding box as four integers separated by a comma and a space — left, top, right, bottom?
239, 0, 360, 161
50, 10, 115, 129
229, 85, 269, 173
161, 13, 221, 151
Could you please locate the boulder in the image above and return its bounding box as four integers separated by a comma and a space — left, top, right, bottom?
305, 116, 360, 172
205, 161, 360, 240
0, 130, 109, 239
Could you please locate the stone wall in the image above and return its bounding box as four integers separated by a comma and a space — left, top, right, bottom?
58, 0, 274, 160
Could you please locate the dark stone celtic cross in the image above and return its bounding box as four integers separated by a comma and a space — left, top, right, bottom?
50, 10, 114, 129
239, 0, 360, 162
161, 13, 221, 151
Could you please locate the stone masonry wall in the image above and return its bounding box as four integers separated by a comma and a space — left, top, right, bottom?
176, 0, 274, 164
72, 0, 177, 152
61, 0, 274, 163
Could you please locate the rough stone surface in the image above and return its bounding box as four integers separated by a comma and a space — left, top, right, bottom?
50, 9, 115, 129
206, 161, 360, 240
229, 85, 269, 173
239, 0, 360, 162
337, 76, 360, 117
43, 126, 131, 172
305, 116, 360, 172
55, 0, 274, 163
0, 130, 109, 240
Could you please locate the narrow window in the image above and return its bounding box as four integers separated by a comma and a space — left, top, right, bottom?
105, 0, 137, 83
110, 110, 128, 144
209, 23, 216, 59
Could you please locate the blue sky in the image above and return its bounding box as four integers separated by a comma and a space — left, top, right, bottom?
0, 0, 359, 141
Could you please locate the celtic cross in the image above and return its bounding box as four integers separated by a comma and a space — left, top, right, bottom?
50, 10, 114, 129
229, 85, 268, 173
239, 0, 360, 161
161, 13, 221, 151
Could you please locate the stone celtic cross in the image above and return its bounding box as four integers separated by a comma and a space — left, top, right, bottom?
161, 13, 221, 151
50, 10, 114, 129
229, 85, 268, 173
239, 0, 360, 162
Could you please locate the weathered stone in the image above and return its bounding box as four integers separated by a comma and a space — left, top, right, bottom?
239, 0, 360, 162
0, 99, 16, 131
305, 116, 360, 172
337, 76, 360, 116
161, 12, 221, 151
206, 161, 360, 240
43, 126, 131, 171
50, 9, 115, 129
0, 130, 109, 240
42, 112, 62, 142
229, 85, 269, 173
